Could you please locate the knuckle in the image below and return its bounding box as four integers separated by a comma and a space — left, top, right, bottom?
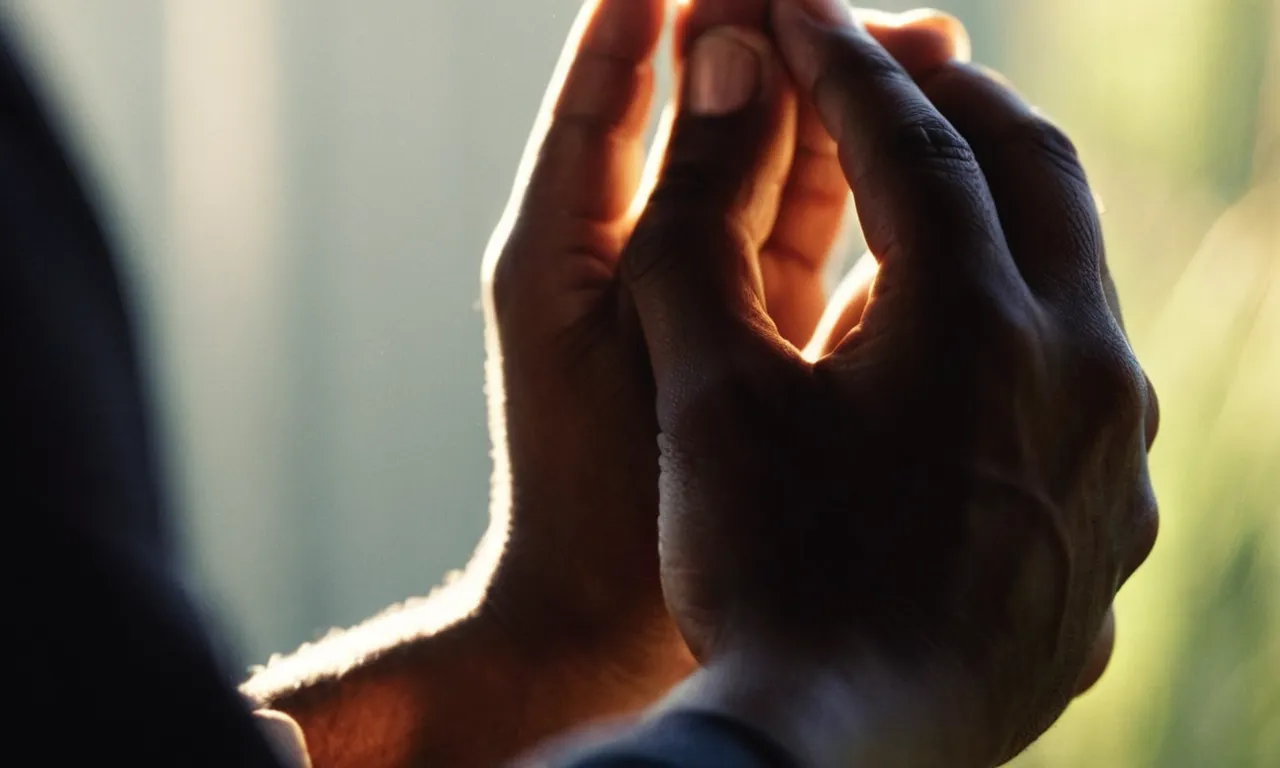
1005, 116, 1087, 184
624, 207, 719, 289
656, 114, 771, 207
1080, 348, 1148, 435
816, 29, 985, 191
1143, 373, 1160, 449
556, 51, 648, 133
888, 114, 980, 178
622, 213, 680, 287
1125, 484, 1160, 576
486, 250, 522, 320
647, 155, 741, 214
818, 34, 979, 177
625, 153, 756, 289
542, 112, 619, 154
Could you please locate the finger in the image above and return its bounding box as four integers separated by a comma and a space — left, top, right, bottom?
675, 0, 770, 62
484, 0, 665, 280
1073, 607, 1116, 696
858, 9, 972, 71
770, 0, 1012, 288
918, 63, 1105, 307
764, 10, 971, 346
801, 252, 877, 361
760, 99, 848, 346
915, 65, 1168, 472
624, 27, 797, 389
676, 4, 968, 70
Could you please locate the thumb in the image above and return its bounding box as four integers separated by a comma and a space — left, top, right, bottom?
623, 26, 796, 392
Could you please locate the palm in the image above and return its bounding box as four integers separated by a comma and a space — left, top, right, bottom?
488, 261, 676, 671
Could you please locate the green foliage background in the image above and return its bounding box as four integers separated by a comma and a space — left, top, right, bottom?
943, 0, 1280, 764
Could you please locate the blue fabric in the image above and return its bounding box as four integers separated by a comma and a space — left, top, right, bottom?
555, 711, 797, 767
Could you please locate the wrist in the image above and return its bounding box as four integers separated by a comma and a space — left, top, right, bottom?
478, 567, 694, 718
481, 502, 695, 707
659, 645, 988, 768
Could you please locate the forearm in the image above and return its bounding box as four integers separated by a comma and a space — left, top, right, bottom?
242, 597, 512, 767
241, 570, 668, 767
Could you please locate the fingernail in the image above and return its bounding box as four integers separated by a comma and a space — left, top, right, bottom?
687, 30, 763, 116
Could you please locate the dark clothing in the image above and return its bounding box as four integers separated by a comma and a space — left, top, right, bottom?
2, 22, 288, 768
2, 23, 790, 768
554, 712, 796, 767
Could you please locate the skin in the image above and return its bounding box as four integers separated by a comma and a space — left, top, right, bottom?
615, 1, 1159, 766
244, 3, 970, 766
244, 2, 1139, 765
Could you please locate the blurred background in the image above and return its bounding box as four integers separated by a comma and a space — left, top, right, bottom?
4, 0, 1276, 765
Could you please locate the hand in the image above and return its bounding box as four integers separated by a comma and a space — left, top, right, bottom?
243, 5, 966, 765
480, 0, 964, 713
620, 1, 1160, 765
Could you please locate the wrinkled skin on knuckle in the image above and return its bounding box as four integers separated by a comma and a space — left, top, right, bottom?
490, 212, 627, 336
646, 156, 744, 218
887, 114, 982, 183
818, 37, 984, 193
837, 116, 986, 245
625, 205, 752, 295
814, 28, 910, 107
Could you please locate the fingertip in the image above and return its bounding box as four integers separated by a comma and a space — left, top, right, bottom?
681, 25, 793, 119
894, 9, 972, 62
769, 0, 836, 91
860, 8, 972, 72
671, 24, 797, 244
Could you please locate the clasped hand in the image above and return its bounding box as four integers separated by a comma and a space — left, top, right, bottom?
479, 0, 1159, 764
